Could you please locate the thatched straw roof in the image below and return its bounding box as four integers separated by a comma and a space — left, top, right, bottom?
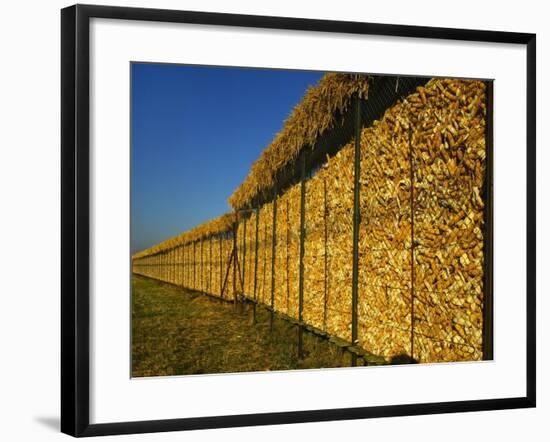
228, 73, 370, 210
133, 72, 370, 260
132, 212, 235, 259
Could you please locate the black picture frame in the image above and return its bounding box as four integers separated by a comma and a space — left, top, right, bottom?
61, 4, 536, 437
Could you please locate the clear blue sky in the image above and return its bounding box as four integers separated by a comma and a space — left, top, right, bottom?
131, 63, 324, 254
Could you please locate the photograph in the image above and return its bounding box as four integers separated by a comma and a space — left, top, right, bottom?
56, 3, 538, 437
130, 64, 492, 377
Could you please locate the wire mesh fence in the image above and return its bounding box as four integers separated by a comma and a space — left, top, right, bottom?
133, 75, 492, 365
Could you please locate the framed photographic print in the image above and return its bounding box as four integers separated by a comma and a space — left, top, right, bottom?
61, 4, 536, 437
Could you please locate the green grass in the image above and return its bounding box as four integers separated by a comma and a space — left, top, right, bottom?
132, 275, 385, 377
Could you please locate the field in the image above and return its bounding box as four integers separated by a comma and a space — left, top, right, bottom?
132, 275, 386, 377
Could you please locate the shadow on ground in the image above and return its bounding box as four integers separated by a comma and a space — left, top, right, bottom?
34, 416, 59, 432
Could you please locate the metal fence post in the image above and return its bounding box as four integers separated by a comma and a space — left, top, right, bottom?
253, 203, 260, 323
198, 241, 201, 290
263, 217, 269, 306
351, 94, 362, 367
233, 213, 238, 306
219, 235, 223, 297
209, 235, 213, 295
242, 214, 247, 296
186, 243, 189, 287
181, 243, 187, 287
234, 228, 245, 308
167, 249, 170, 283
298, 150, 307, 359
286, 199, 290, 314
176, 246, 180, 286
169, 249, 172, 283
323, 177, 329, 331
185, 247, 187, 286
270, 181, 278, 332
178, 246, 181, 286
